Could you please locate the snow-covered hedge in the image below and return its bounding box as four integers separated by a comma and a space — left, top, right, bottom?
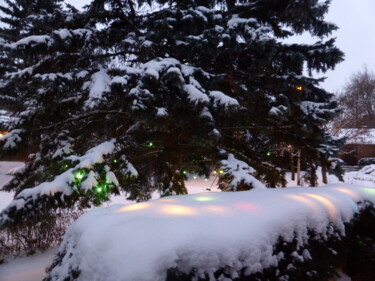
43, 185, 375, 281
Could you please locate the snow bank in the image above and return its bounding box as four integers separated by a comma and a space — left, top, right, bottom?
45, 184, 375, 281
344, 165, 375, 187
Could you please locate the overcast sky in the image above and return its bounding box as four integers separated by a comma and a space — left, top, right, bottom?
2, 0, 374, 94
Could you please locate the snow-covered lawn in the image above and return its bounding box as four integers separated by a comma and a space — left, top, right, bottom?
0, 162, 375, 281
0, 248, 57, 281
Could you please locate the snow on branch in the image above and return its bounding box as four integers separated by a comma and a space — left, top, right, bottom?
0, 140, 121, 227
220, 153, 265, 191
5, 35, 53, 49
0, 129, 24, 150
84, 69, 111, 109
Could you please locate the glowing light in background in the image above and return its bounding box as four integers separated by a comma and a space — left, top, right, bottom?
116, 203, 150, 212
0, 131, 9, 137
235, 203, 258, 211
296, 86, 303, 91
161, 205, 197, 216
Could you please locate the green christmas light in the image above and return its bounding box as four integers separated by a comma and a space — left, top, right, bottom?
204, 178, 208, 181
193, 175, 197, 180
219, 170, 224, 174
147, 141, 153, 147
266, 152, 271, 157
97, 186, 103, 192
74, 170, 85, 181
113, 159, 118, 163
183, 171, 187, 175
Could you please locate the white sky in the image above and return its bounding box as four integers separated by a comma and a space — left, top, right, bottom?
2, 0, 374, 94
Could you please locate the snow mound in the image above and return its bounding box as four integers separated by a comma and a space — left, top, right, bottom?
45, 184, 375, 281
344, 165, 375, 187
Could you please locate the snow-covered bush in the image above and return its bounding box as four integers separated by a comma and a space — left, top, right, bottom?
0, 210, 82, 261
44, 185, 375, 281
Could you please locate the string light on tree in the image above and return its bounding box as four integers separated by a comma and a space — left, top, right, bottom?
296, 86, 303, 91
74, 170, 85, 181
147, 141, 153, 147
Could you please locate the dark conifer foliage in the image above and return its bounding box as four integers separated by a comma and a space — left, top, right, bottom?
0, 0, 343, 227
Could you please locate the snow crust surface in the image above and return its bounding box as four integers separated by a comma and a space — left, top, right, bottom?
46, 184, 375, 281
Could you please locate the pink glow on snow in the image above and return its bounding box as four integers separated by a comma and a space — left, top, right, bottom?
234, 202, 258, 211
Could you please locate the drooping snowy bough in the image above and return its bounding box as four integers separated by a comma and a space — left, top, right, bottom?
44, 185, 375, 281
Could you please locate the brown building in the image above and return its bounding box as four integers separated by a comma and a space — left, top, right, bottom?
339, 129, 375, 165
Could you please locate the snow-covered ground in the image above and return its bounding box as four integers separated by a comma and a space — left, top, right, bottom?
0, 161, 373, 281
0, 248, 57, 281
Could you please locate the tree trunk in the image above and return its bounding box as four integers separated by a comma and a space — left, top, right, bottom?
297, 149, 301, 185
290, 148, 295, 181
322, 164, 328, 184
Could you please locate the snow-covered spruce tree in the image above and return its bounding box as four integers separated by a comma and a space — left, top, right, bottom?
0, 0, 343, 228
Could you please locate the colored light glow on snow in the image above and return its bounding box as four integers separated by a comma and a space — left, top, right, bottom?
235, 203, 258, 211
204, 178, 208, 181
296, 86, 303, 91
117, 203, 149, 212
304, 193, 337, 218
335, 188, 360, 200
286, 194, 318, 210
361, 187, 375, 195
204, 205, 228, 214
193, 176, 197, 180
162, 205, 197, 216
194, 196, 214, 202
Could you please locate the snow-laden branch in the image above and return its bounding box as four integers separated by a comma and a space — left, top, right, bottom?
0, 140, 125, 227
220, 153, 266, 190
